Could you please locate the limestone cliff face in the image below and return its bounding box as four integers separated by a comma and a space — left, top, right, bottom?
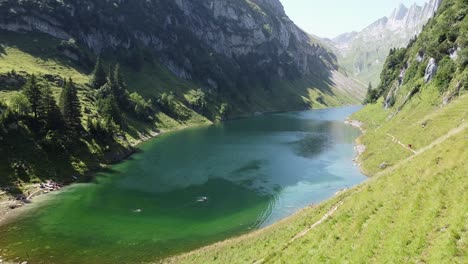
0, 0, 337, 89
330, 0, 441, 86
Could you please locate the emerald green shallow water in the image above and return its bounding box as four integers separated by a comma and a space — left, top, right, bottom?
0, 106, 366, 263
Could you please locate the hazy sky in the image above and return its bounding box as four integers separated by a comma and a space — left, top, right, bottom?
280, 0, 428, 39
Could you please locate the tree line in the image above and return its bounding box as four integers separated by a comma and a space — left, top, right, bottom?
88, 56, 153, 138
0, 56, 153, 141
0, 74, 82, 135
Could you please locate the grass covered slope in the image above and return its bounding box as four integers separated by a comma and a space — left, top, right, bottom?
0, 30, 361, 115
163, 94, 467, 264
0, 30, 211, 192
0, 27, 361, 193
163, 0, 467, 262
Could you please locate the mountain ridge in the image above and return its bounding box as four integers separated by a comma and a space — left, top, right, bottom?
0, 1, 330, 87
0, 0, 364, 199
0, 0, 364, 111
329, 0, 441, 86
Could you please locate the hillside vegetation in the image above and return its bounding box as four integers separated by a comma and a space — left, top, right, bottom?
0, 30, 215, 193
163, 0, 467, 262
0, 0, 364, 112
331, 0, 440, 87
0, 0, 362, 194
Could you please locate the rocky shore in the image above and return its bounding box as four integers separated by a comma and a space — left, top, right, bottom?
345, 119, 367, 169
0, 130, 160, 226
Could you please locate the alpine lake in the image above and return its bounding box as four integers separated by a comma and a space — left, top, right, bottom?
0, 106, 366, 263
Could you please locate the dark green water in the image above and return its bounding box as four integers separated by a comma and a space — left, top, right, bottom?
0, 106, 365, 263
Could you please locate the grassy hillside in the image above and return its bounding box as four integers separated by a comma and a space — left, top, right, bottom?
0, 30, 360, 112
162, 0, 467, 262
163, 91, 467, 264
0, 30, 212, 192
0, 28, 361, 195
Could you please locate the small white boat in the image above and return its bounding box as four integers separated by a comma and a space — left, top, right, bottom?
133, 209, 142, 213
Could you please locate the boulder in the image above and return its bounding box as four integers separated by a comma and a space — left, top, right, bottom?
379, 162, 389, 169
449, 46, 460, 60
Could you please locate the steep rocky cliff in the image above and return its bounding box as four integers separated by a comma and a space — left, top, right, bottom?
331, 0, 441, 86
0, 0, 357, 103
363, 0, 466, 108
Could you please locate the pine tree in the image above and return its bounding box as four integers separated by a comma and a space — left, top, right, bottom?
60, 78, 82, 129
112, 64, 129, 108
367, 82, 373, 94
97, 95, 123, 129
114, 63, 126, 89
95, 65, 115, 100
90, 55, 107, 89
108, 64, 115, 85
363, 82, 376, 104
40, 85, 63, 130
23, 75, 42, 119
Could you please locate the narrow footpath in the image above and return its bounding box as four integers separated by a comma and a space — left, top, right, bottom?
387, 133, 417, 154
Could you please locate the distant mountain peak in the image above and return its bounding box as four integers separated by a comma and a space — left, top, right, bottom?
390, 3, 409, 21
329, 0, 441, 86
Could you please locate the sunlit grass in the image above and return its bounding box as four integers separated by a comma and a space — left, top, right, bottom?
165, 94, 468, 263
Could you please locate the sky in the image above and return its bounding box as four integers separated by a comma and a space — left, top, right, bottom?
280, 0, 428, 39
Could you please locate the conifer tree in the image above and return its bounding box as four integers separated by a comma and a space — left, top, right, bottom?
40, 85, 63, 129
363, 82, 376, 104
108, 64, 115, 85
114, 63, 126, 89
367, 82, 373, 94
23, 75, 42, 119
97, 95, 123, 129
112, 64, 128, 108
90, 55, 107, 89
60, 78, 82, 129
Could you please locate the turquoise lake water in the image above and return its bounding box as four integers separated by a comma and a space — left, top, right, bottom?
0, 106, 366, 263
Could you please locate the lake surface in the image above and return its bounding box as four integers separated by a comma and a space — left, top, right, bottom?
0, 106, 366, 263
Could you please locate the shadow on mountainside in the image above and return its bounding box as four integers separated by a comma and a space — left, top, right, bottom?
0, 43, 5, 56
0, 30, 92, 75
0, 122, 133, 197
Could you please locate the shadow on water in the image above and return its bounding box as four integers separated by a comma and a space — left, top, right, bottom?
0, 177, 275, 263
287, 132, 330, 159
0, 106, 365, 263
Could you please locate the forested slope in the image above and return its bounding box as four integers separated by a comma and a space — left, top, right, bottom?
0, 0, 364, 192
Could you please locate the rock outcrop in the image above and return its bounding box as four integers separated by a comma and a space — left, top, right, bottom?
0, 0, 338, 89
424, 58, 438, 83
329, 0, 441, 86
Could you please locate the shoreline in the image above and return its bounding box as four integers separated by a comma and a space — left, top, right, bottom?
345, 119, 367, 169
161, 118, 368, 263
0, 112, 254, 224
0, 115, 220, 226
0, 112, 367, 220
0, 108, 367, 263
0, 129, 162, 226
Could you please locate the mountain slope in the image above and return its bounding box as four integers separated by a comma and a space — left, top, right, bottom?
331, 0, 441, 86
0, 0, 364, 112
163, 0, 467, 262
0, 0, 364, 190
